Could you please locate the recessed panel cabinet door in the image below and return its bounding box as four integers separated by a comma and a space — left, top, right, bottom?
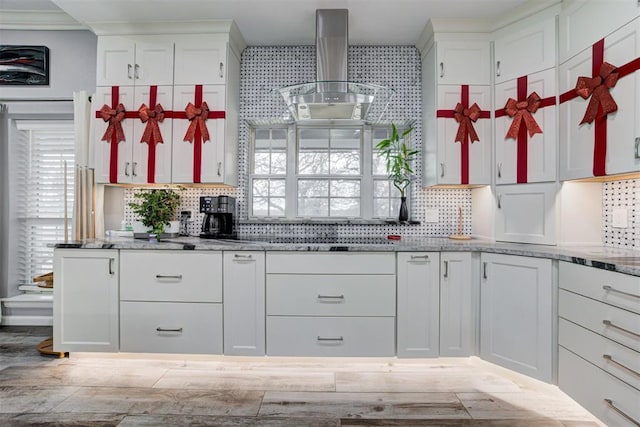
133, 41, 174, 86
53, 250, 119, 352
440, 252, 475, 357
174, 38, 227, 85
96, 37, 135, 86
480, 253, 553, 383
436, 40, 491, 85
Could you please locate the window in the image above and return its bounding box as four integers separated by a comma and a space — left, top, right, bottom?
14, 121, 74, 285
249, 124, 408, 220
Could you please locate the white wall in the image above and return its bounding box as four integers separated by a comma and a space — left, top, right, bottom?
0, 30, 97, 100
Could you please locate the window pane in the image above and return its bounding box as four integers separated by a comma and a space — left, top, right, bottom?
372, 152, 388, 175
299, 128, 329, 147
254, 152, 271, 174
330, 179, 360, 197
373, 128, 390, 141
298, 179, 328, 197
330, 151, 360, 174
271, 151, 287, 174
373, 180, 389, 197
272, 129, 287, 141
270, 179, 286, 197
373, 199, 390, 218
252, 179, 269, 197
252, 197, 269, 216
330, 198, 360, 217
331, 128, 360, 149
270, 198, 286, 216
298, 198, 328, 217
255, 129, 270, 140
298, 152, 329, 174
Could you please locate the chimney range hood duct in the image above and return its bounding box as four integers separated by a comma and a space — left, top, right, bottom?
278, 9, 393, 122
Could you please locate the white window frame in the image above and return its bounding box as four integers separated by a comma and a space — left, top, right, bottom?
248, 124, 408, 221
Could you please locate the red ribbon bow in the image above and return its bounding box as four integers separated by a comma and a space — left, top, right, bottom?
575, 62, 619, 124
99, 103, 126, 142
183, 101, 210, 143
504, 92, 543, 139
454, 102, 481, 143
138, 103, 165, 145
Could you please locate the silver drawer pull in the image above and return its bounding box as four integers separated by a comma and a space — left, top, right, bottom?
443, 260, 449, 278
603, 354, 640, 378
317, 294, 344, 300
156, 274, 183, 280
603, 285, 640, 300
317, 336, 343, 341
603, 319, 640, 338
410, 255, 429, 260
156, 327, 183, 333
233, 254, 253, 259
604, 399, 640, 426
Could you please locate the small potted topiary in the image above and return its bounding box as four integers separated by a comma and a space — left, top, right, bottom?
129, 187, 181, 240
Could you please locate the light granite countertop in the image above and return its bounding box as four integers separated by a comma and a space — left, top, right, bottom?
56, 235, 640, 277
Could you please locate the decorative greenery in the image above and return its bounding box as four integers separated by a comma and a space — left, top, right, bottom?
128, 187, 181, 237
375, 123, 417, 199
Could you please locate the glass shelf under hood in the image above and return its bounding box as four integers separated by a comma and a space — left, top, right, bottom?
277, 80, 394, 123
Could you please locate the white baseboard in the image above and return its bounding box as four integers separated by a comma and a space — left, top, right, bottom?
1, 315, 53, 326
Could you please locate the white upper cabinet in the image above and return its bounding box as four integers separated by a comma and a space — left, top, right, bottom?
436, 40, 491, 85
174, 38, 227, 85
96, 36, 174, 87
558, 0, 640, 64
493, 6, 558, 84
494, 68, 557, 184
559, 17, 640, 180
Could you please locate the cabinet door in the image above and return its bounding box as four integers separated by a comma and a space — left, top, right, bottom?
133, 41, 174, 86
437, 85, 492, 185
171, 85, 226, 183
558, 0, 640, 63
397, 252, 440, 357
93, 86, 135, 184
495, 69, 557, 184
53, 250, 119, 352
436, 40, 491, 85
132, 85, 173, 184
96, 36, 135, 86
174, 38, 227, 85
440, 252, 475, 357
495, 182, 557, 245
559, 18, 640, 180
480, 253, 553, 382
223, 252, 266, 356
494, 11, 557, 84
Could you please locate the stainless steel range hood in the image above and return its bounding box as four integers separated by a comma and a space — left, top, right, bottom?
278, 9, 393, 123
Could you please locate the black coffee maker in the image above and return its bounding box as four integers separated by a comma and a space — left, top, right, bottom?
200, 196, 237, 239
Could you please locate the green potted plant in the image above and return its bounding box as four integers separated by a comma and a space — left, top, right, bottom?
376, 123, 417, 222
129, 187, 181, 240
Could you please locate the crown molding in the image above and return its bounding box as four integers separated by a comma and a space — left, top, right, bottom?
0, 10, 87, 30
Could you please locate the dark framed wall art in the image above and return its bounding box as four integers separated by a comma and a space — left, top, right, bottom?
0, 45, 50, 85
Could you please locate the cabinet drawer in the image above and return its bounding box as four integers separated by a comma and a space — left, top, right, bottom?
560, 262, 640, 315
266, 316, 395, 357
266, 252, 395, 275
120, 251, 222, 302
120, 301, 222, 354
559, 289, 640, 352
560, 318, 640, 391
266, 274, 395, 317
559, 347, 640, 427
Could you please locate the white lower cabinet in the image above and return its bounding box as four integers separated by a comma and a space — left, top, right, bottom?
265, 252, 396, 357
480, 253, 553, 382
396, 252, 440, 357
223, 251, 265, 356
440, 252, 477, 356
53, 249, 119, 352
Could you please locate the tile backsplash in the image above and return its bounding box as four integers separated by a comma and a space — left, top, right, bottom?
602, 178, 639, 249
124, 45, 473, 238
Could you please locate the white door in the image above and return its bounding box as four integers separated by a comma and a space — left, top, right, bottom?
223, 252, 266, 356
436, 85, 492, 185
440, 252, 475, 357
397, 252, 440, 357
480, 253, 553, 382
53, 250, 119, 352
132, 85, 173, 184
495, 182, 557, 245
93, 86, 135, 184
495, 68, 557, 184
436, 40, 491, 85
133, 41, 174, 86
96, 36, 135, 86
174, 38, 227, 85
171, 84, 226, 183
493, 10, 557, 84
559, 17, 640, 179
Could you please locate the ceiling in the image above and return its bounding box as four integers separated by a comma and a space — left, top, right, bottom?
3, 0, 532, 45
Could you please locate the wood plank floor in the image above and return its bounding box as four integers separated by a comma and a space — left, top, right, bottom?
0, 326, 602, 426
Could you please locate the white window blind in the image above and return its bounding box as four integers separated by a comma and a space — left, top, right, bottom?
15, 121, 74, 285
